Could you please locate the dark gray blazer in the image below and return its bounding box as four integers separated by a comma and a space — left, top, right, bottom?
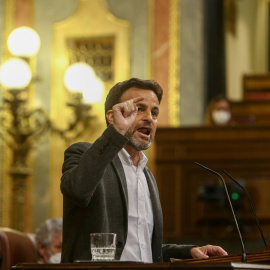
60, 125, 195, 263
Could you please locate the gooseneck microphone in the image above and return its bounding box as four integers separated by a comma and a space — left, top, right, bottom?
194, 162, 247, 262
223, 170, 267, 248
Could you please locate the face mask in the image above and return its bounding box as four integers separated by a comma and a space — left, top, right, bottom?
48, 252, 61, 264
211, 110, 231, 125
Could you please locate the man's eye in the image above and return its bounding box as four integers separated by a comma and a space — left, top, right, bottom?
137, 107, 142, 111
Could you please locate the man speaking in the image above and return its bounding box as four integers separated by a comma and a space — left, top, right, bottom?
60, 78, 227, 263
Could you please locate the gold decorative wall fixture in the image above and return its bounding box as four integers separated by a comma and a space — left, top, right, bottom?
148, 0, 181, 127
169, 0, 180, 127
0, 26, 102, 231
67, 36, 115, 82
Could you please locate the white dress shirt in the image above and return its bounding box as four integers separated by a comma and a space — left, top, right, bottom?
118, 148, 154, 263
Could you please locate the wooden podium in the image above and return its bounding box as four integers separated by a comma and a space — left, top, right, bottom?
10, 263, 270, 270
12, 246, 270, 270
11, 252, 270, 270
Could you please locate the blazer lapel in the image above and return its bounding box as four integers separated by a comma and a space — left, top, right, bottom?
144, 167, 163, 261
144, 168, 163, 226
112, 155, 129, 212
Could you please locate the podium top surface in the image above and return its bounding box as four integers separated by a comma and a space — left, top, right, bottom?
12, 261, 270, 270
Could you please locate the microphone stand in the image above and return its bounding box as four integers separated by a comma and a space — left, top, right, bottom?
223, 170, 267, 248
194, 162, 247, 262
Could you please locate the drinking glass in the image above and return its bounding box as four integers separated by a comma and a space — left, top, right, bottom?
90, 233, 116, 261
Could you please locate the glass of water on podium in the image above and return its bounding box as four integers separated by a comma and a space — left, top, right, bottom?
90, 233, 117, 261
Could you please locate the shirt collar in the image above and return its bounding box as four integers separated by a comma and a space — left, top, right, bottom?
118, 148, 148, 169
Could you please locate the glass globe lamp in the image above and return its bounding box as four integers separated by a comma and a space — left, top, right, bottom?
0, 58, 32, 90
64, 62, 96, 92
8, 27, 40, 57
83, 77, 103, 103
64, 62, 104, 103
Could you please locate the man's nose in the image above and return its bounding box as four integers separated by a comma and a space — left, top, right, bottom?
143, 110, 153, 122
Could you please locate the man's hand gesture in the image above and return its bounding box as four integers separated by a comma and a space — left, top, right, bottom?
107, 97, 144, 135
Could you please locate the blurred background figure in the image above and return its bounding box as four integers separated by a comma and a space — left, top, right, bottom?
35, 218, 63, 264
205, 95, 232, 126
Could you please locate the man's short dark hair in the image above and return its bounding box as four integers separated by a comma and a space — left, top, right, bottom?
105, 77, 163, 125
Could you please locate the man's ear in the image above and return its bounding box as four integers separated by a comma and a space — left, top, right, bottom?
106, 110, 114, 125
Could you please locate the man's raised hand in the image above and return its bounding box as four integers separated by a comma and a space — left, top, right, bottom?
111, 97, 144, 135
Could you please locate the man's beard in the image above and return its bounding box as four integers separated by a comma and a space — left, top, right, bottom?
125, 130, 153, 151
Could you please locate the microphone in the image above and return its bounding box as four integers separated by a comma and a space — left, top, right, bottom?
194, 162, 247, 262
223, 170, 267, 248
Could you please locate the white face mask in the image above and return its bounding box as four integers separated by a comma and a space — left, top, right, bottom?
48, 252, 61, 264
211, 110, 231, 125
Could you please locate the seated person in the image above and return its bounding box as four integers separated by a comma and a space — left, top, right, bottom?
205, 95, 232, 126
35, 218, 62, 263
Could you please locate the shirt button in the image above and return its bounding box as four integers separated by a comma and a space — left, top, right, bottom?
139, 195, 144, 201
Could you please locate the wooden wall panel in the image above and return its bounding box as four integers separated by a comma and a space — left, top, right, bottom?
230, 100, 270, 126
155, 126, 270, 241
156, 164, 181, 237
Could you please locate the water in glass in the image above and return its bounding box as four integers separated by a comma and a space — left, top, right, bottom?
91, 247, 116, 261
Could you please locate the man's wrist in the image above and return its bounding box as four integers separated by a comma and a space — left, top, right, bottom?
112, 124, 127, 136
